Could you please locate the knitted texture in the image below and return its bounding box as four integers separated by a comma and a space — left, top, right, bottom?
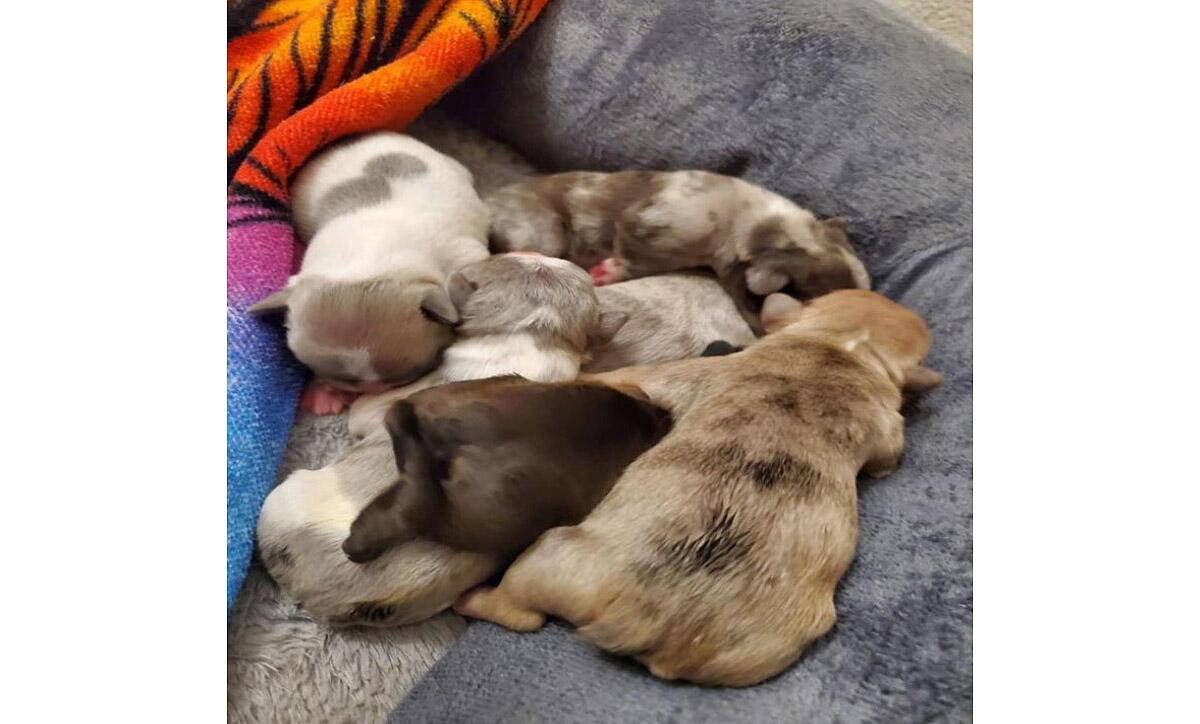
226, 0, 551, 609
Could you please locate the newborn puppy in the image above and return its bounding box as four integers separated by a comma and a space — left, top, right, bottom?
342, 377, 671, 563
586, 273, 757, 373
256, 428, 500, 627
346, 252, 626, 438
487, 171, 870, 331
455, 290, 942, 687
248, 133, 490, 414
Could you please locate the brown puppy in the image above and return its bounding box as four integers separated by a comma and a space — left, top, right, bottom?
454, 290, 941, 687
486, 170, 870, 332
342, 376, 672, 564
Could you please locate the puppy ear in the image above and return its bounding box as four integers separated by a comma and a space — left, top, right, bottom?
590, 310, 629, 347
383, 401, 419, 473
821, 217, 855, 252
246, 288, 292, 316
745, 263, 789, 296
420, 285, 460, 326
760, 293, 804, 333
446, 271, 478, 311
901, 365, 943, 394
342, 483, 415, 563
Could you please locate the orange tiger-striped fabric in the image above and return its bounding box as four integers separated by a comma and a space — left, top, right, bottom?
227, 0, 549, 200
226, 0, 551, 609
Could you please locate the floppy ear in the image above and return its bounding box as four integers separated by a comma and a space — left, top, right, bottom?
419, 285, 460, 326
902, 365, 943, 394
246, 288, 292, 316
446, 271, 478, 311
342, 483, 415, 563
759, 293, 804, 333
383, 401, 420, 474
745, 262, 789, 296
820, 216, 853, 249
590, 310, 629, 347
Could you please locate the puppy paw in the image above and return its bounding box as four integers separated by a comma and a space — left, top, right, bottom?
455, 586, 546, 632
588, 258, 630, 286
299, 381, 357, 416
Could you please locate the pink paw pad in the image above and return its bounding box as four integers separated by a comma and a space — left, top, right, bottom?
300, 381, 357, 416
588, 258, 630, 286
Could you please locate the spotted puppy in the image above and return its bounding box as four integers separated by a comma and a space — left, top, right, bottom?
455, 290, 942, 687
248, 133, 490, 415
257, 254, 625, 625
487, 170, 870, 332
346, 252, 626, 439
343, 377, 671, 563
586, 272, 757, 373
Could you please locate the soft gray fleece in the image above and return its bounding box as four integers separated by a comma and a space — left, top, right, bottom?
393, 0, 972, 721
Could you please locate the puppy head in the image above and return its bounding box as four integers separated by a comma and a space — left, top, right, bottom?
447, 253, 627, 352
743, 215, 870, 299
761, 289, 942, 395
248, 275, 458, 391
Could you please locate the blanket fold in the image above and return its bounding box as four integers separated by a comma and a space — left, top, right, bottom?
226, 0, 551, 608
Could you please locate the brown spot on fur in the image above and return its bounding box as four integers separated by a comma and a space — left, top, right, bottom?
655, 505, 750, 575
744, 453, 798, 489
652, 440, 822, 496
334, 601, 397, 625
763, 390, 802, 415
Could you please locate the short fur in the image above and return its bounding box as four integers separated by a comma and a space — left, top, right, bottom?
486, 170, 870, 331
454, 290, 941, 687
586, 272, 757, 372
346, 253, 626, 438
343, 377, 672, 562
248, 133, 490, 396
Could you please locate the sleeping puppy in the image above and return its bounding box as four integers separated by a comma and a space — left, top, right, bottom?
586, 272, 757, 373
247, 133, 490, 415
256, 428, 500, 627
342, 377, 671, 563
346, 252, 626, 438
486, 170, 870, 331
454, 290, 942, 687
257, 254, 624, 625
255, 377, 667, 626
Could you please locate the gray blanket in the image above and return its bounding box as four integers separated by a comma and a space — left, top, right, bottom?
393, 0, 972, 721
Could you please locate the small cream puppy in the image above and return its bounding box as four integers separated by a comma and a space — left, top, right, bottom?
249, 133, 490, 414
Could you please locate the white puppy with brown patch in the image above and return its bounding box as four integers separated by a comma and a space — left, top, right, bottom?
248, 133, 490, 414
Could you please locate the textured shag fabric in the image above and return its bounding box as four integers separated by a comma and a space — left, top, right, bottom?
391, 0, 972, 719
225, 0, 552, 608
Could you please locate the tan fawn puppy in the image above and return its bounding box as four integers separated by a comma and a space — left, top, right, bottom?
454, 290, 942, 687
